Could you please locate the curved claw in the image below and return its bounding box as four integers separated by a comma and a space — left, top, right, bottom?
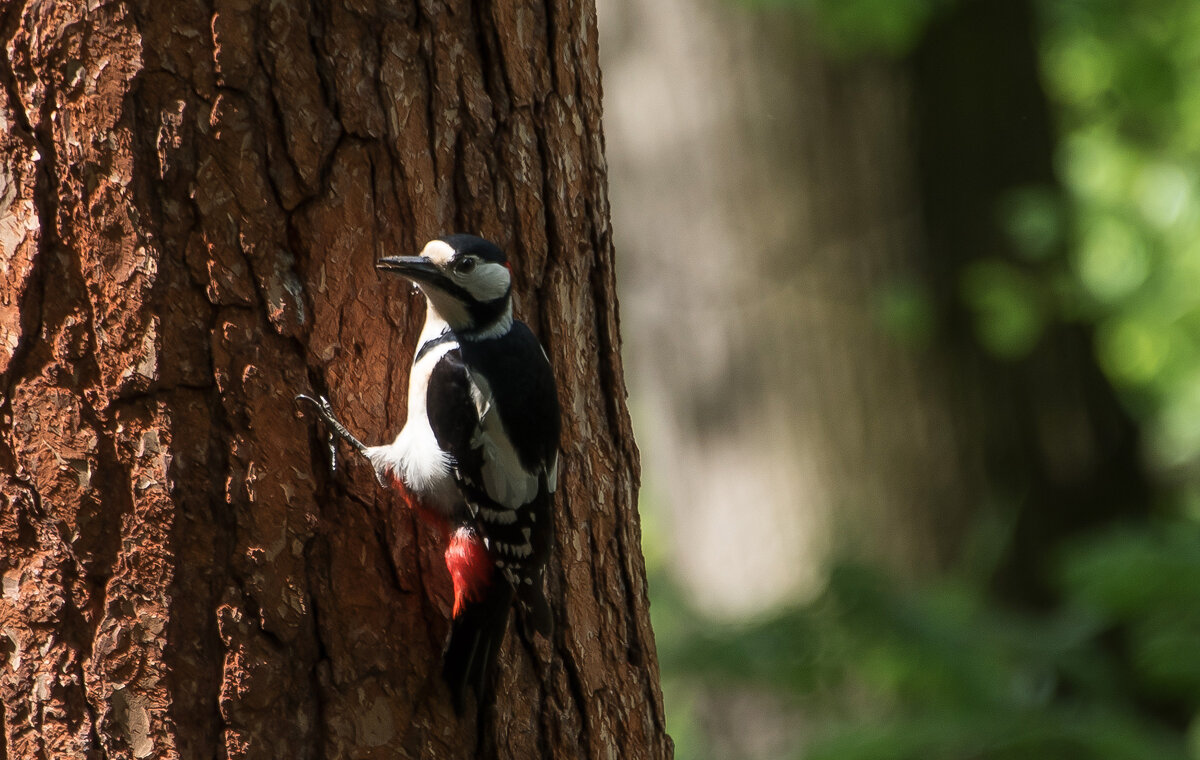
295, 393, 370, 460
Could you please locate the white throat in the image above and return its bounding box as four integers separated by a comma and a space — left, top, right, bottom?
420, 287, 470, 332
416, 303, 452, 344
363, 302, 458, 507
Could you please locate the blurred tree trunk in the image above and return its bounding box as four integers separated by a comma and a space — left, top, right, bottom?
0, 2, 670, 759
912, 0, 1149, 600
602, 0, 1147, 614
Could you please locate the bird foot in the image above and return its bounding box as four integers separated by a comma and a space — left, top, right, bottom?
296, 394, 370, 472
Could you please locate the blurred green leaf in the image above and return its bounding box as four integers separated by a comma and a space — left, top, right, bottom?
1074, 217, 1151, 302
999, 186, 1066, 262
960, 260, 1047, 359
876, 279, 937, 348
1130, 613, 1200, 696
1096, 316, 1170, 385
732, 0, 954, 56
1059, 524, 1200, 619
809, 0, 948, 55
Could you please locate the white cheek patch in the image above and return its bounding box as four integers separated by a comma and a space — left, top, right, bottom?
421, 239, 455, 267
459, 261, 511, 302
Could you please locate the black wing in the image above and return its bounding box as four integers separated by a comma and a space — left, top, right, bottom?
458, 322, 561, 472
426, 348, 483, 505
426, 348, 551, 578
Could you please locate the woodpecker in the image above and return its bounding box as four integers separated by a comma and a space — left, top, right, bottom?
298, 234, 561, 713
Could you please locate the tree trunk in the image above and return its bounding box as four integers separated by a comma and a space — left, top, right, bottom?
0, 2, 670, 759
912, 0, 1150, 601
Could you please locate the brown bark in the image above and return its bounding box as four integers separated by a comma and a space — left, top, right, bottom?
0, 2, 670, 759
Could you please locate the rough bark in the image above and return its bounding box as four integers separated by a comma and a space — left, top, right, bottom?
0, 2, 670, 759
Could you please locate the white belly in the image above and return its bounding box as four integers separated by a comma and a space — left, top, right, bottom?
366, 420, 458, 510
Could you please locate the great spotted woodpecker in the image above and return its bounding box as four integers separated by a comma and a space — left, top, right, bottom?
298, 234, 561, 713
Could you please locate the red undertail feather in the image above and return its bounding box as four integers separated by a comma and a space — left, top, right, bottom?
445, 527, 493, 617
441, 541, 513, 714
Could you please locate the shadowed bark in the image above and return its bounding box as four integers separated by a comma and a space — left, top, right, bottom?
0, 1, 670, 758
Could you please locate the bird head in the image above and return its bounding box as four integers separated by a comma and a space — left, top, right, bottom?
378, 235, 513, 336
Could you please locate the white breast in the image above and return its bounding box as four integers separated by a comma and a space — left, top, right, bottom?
366, 314, 459, 511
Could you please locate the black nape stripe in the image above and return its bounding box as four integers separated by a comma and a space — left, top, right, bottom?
416, 329, 458, 363
462, 293, 511, 337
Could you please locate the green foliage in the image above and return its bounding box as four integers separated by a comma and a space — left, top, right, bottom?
654, 537, 1200, 759
1000, 186, 1067, 263
876, 279, 937, 349
959, 259, 1050, 360
746, 0, 1200, 474
733, 0, 954, 56
1039, 0, 1200, 473
806, 0, 952, 56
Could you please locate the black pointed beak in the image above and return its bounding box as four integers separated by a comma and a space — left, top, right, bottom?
376, 255, 442, 284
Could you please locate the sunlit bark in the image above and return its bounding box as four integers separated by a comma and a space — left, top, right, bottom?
0, 1, 670, 758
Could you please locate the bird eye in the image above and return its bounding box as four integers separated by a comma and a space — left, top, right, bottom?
455, 257, 477, 275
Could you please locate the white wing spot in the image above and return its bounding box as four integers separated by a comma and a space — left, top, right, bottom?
480, 505, 518, 524
546, 455, 559, 493
495, 540, 533, 558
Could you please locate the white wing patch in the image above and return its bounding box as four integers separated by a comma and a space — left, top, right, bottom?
546, 453, 559, 493
493, 539, 533, 558
468, 370, 540, 509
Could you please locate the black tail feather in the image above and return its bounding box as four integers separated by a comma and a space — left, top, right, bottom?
442, 581, 515, 714
516, 569, 553, 638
